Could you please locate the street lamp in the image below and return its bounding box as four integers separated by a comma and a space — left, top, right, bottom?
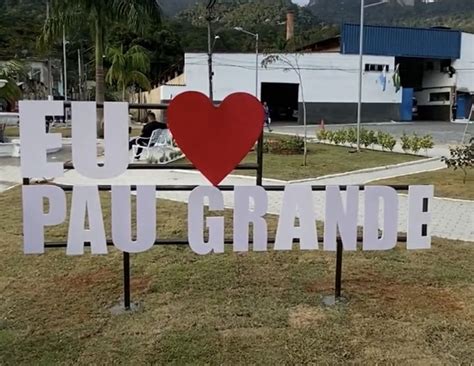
356, 0, 389, 152
62, 27, 69, 101
233, 27, 259, 98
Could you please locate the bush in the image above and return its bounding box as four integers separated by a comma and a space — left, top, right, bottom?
401, 133, 411, 153
441, 143, 474, 184
410, 133, 422, 154
359, 128, 377, 148
420, 135, 434, 155
316, 129, 328, 142
332, 129, 347, 145
264, 135, 304, 155
377, 131, 397, 151
346, 127, 357, 147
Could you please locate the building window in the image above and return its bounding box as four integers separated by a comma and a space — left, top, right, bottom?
365, 64, 389, 72
429, 92, 450, 102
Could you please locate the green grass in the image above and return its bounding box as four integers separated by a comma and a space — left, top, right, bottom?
0, 188, 473, 364
372, 168, 474, 201
238, 138, 423, 181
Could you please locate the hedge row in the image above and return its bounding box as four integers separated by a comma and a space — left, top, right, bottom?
317, 127, 433, 155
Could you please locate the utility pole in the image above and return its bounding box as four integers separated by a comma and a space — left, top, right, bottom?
78, 49, 83, 100
46, 0, 53, 98
206, 0, 217, 101
62, 27, 68, 101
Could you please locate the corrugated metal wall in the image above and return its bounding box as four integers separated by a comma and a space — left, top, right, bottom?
342, 24, 461, 59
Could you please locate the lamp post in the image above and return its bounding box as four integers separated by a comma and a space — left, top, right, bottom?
356, 0, 389, 152
206, 0, 217, 101
234, 27, 259, 98
62, 27, 69, 101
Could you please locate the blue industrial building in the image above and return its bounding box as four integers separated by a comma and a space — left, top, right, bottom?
303, 23, 474, 122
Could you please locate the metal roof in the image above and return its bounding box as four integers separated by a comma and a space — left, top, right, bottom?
342, 23, 462, 59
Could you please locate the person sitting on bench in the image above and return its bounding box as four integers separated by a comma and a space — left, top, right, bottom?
129, 112, 167, 158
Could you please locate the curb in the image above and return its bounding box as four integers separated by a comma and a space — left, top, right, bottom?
288, 157, 440, 184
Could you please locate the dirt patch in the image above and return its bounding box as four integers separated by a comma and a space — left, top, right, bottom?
306, 274, 466, 315
53, 268, 117, 292
288, 305, 328, 328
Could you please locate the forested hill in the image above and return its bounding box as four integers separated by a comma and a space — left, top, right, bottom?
307, 0, 474, 32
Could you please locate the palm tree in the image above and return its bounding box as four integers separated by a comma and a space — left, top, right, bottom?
41, 0, 160, 134
106, 45, 152, 101
0, 60, 26, 105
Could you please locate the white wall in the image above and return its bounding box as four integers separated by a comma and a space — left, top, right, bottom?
454, 33, 474, 92
415, 87, 451, 106
422, 61, 456, 89
162, 53, 401, 104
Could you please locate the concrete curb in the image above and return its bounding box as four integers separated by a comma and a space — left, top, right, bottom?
288, 157, 439, 184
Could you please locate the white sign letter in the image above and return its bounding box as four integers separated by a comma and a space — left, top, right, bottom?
233, 186, 268, 252
275, 185, 318, 251
67, 186, 107, 255
112, 186, 156, 253
71, 102, 128, 179
188, 186, 224, 255
324, 186, 359, 251
407, 185, 434, 250
22, 185, 66, 254
20, 101, 63, 178
363, 186, 398, 251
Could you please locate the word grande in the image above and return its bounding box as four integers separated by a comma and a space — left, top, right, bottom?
20, 101, 434, 256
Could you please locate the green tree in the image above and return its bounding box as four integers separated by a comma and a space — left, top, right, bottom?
41, 0, 160, 133
0, 60, 26, 104
106, 45, 151, 100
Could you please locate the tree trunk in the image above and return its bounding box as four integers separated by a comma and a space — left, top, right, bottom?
298, 73, 307, 166
95, 19, 105, 137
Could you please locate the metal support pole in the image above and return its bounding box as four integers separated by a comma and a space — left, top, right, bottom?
78, 49, 83, 101
335, 240, 343, 299
255, 33, 259, 98
123, 252, 131, 310
207, 14, 214, 101
256, 134, 264, 186
356, 0, 365, 152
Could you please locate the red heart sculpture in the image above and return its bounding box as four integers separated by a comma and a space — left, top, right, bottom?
168, 92, 264, 186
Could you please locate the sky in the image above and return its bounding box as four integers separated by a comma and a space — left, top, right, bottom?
291, 0, 310, 6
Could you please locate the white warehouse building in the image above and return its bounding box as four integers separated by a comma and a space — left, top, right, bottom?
141, 24, 474, 124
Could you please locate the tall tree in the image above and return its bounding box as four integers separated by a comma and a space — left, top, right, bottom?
0, 60, 26, 105
41, 0, 160, 133
106, 45, 151, 100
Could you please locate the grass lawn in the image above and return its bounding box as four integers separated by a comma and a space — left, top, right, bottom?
238, 139, 423, 181
1, 188, 473, 364
372, 168, 474, 201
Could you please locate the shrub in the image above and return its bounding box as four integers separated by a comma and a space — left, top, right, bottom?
410, 133, 422, 154
346, 127, 358, 147
377, 131, 397, 151
264, 136, 304, 155
441, 143, 474, 184
317, 129, 328, 142
420, 135, 434, 155
401, 132, 411, 153
325, 130, 335, 144
360, 128, 377, 148
332, 129, 347, 145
